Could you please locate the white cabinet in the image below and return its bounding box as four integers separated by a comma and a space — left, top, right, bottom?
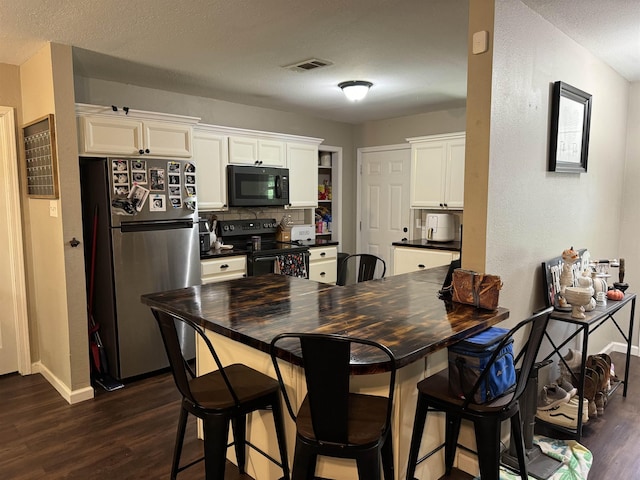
309, 246, 337, 284
393, 247, 460, 276
228, 136, 285, 166
193, 127, 228, 211
76, 104, 199, 158
201, 256, 246, 284
408, 132, 465, 209
287, 142, 319, 208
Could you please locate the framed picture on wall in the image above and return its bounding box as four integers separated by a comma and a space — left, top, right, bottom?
548, 81, 592, 173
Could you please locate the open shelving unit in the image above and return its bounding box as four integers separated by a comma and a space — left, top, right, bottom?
315, 147, 341, 245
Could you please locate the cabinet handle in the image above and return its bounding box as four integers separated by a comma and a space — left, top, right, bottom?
320, 272, 326, 276
139, 149, 144, 154
145, 148, 150, 154
418, 264, 425, 269
320, 252, 326, 257
220, 264, 229, 269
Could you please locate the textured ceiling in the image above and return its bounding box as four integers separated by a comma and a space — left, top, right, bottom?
0, 0, 638, 124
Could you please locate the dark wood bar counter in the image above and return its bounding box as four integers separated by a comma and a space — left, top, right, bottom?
141, 267, 510, 480
142, 267, 509, 373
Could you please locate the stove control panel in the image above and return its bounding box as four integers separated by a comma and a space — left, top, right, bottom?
219, 218, 278, 237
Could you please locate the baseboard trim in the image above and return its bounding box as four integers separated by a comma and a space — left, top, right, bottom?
601, 341, 639, 357
33, 361, 95, 405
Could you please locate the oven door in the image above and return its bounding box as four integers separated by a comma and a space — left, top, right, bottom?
248, 251, 309, 278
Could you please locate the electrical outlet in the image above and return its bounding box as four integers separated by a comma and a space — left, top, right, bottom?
49, 200, 58, 217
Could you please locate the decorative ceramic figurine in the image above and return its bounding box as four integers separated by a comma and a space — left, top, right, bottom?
578, 271, 596, 311
564, 286, 593, 319
558, 247, 580, 308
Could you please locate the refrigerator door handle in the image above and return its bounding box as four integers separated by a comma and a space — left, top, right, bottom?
120, 220, 194, 233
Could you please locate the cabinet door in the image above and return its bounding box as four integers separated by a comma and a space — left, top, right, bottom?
309, 259, 337, 284
228, 137, 286, 166
393, 247, 458, 275
228, 136, 259, 165
410, 142, 446, 208
143, 121, 193, 158
309, 246, 337, 284
444, 138, 465, 209
194, 130, 228, 210
258, 139, 286, 167
287, 142, 319, 208
80, 116, 144, 155
201, 256, 246, 284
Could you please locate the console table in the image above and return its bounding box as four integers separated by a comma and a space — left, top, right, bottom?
538, 293, 636, 440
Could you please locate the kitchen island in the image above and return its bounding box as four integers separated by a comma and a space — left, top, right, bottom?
142, 266, 509, 479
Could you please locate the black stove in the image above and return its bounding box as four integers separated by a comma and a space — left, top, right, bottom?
217, 218, 309, 276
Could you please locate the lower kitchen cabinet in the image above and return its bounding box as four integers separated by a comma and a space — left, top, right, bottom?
393, 247, 460, 276
308, 246, 337, 284
201, 256, 246, 284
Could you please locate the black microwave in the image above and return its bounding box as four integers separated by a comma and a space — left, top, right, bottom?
227, 165, 290, 207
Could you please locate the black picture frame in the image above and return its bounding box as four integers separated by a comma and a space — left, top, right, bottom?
548, 81, 592, 173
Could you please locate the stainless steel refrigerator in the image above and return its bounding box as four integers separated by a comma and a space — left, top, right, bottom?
80, 157, 200, 380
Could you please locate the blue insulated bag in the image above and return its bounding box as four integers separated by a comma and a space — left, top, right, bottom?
448, 327, 516, 404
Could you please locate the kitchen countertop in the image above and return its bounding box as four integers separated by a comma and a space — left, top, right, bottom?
141, 266, 508, 373
392, 239, 461, 251
200, 239, 339, 260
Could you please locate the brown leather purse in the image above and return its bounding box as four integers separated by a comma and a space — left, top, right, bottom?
452, 269, 503, 310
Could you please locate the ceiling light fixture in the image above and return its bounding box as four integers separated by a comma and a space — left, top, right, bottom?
338, 80, 373, 102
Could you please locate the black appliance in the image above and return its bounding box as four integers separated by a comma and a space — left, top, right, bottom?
217, 218, 309, 276
227, 165, 290, 207
198, 218, 211, 254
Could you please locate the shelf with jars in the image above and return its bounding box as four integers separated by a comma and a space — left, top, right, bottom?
316, 152, 333, 237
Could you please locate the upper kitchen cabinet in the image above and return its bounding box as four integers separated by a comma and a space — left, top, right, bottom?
76, 104, 199, 158
408, 132, 465, 209
228, 136, 286, 167
287, 142, 320, 208
193, 126, 228, 211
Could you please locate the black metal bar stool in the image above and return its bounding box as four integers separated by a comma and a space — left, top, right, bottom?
405, 307, 552, 480
271, 333, 397, 480
152, 308, 290, 480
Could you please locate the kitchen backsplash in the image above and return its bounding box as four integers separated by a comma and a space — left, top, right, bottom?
199, 207, 306, 227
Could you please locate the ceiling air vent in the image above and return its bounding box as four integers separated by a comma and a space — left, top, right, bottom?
284, 58, 333, 72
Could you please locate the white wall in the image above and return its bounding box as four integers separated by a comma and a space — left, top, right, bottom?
487, 1, 631, 355
620, 82, 640, 345
20, 44, 91, 401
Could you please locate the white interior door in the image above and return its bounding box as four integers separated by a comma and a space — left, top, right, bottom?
358, 145, 411, 275
0, 106, 29, 375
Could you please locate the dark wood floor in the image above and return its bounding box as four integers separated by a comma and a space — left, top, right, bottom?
1, 351, 637, 479
0, 370, 251, 479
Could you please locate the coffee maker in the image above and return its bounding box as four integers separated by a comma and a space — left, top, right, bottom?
198, 218, 211, 254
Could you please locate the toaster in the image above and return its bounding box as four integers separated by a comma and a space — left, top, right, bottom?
291, 224, 316, 243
